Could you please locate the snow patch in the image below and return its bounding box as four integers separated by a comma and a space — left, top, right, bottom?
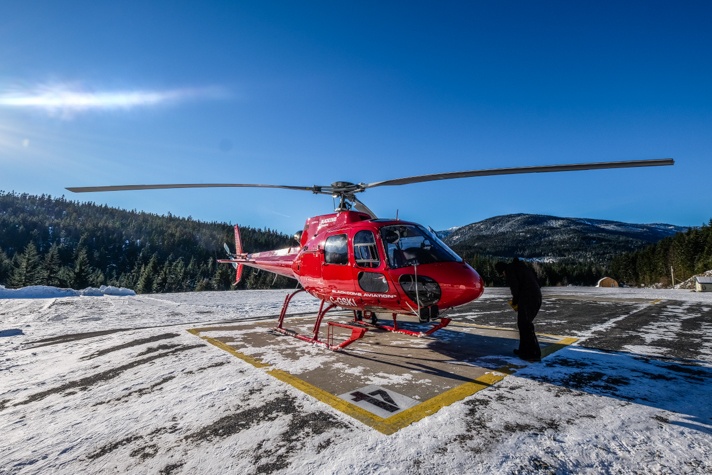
0, 285, 136, 299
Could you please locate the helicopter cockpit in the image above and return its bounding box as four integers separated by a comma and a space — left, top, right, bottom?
380, 224, 461, 269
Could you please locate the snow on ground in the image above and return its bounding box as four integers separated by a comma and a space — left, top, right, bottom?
1, 286, 711, 474
0, 285, 136, 299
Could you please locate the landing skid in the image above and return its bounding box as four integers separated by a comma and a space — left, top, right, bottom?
354, 310, 452, 337
274, 289, 367, 351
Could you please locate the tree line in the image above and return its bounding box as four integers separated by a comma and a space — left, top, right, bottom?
457, 220, 712, 288
609, 220, 712, 287
0, 191, 296, 292
456, 253, 610, 287
3, 191, 707, 292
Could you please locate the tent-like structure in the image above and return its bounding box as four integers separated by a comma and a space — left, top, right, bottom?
596, 277, 619, 288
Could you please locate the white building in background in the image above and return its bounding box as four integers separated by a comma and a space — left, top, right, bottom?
694, 276, 712, 292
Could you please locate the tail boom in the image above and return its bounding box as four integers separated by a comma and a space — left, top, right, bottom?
218, 224, 298, 283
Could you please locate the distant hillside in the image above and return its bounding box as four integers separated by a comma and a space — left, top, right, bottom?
3, 191, 700, 290
441, 213, 687, 264
611, 220, 712, 287
0, 191, 293, 292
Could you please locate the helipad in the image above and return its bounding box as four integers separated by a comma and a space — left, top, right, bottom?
189, 313, 575, 434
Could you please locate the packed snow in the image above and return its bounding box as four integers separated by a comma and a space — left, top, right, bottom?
0, 285, 136, 299
1, 286, 711, 474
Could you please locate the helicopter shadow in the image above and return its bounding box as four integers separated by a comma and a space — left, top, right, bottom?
342, 321, 525, 387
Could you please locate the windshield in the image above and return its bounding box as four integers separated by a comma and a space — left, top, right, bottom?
380, 224, 461, 268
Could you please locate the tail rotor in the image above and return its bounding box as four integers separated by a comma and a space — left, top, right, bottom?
221, 224, 244, 285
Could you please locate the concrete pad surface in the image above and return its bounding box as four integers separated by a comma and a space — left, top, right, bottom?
190, 313, 574, 433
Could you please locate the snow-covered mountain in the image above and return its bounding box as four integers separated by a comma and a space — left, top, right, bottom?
440, 213, 688, 263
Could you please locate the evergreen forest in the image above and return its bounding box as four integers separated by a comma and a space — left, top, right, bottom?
453, 252, 610, 288
456, 220, 712, 288
2, 191, 709, 293
609, 220, 712, 287
0, 191, 296, 292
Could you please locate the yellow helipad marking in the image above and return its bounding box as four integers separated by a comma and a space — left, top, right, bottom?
187, 329, 270, 369
188, 323, 576, 435
540, 335, 579, 358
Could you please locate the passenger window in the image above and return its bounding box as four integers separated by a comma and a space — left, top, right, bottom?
353, 230, 380, 268
324, 234, 349, 265
358, 272, 389, 293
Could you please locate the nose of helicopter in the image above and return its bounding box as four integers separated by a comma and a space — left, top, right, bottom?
438, 262, 485, 308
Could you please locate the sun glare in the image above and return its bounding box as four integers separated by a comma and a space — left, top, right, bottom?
0, 83, 227, 118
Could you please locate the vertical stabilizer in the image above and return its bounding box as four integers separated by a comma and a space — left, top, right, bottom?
233, 224, 244, 284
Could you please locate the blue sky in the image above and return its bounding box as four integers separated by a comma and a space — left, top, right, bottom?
1, 1, 710, 233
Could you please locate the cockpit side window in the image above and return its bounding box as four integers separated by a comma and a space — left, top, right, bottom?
324, 234, 349, 265
353, 230, 380, 268
380, 224, 461, 268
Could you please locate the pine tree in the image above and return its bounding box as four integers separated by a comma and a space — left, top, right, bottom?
136, 254, 159, 294
185, 257, 199, 291
72, 248, 92, 290
153, 260, 171, 293
44, 244, 64, 287
169, 257, 186, 292
195, 278, 214, 291
9, 242, 44, 287
0, 247, 12, 285
90, 268, 106, 288
212, 264, 233, 291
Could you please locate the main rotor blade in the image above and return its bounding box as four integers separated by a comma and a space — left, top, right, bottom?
66, 183, 320, 193
67, 158, 674, 195
364, 158, 674, 189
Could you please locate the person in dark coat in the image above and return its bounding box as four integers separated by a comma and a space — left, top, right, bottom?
495, 258, 542, 362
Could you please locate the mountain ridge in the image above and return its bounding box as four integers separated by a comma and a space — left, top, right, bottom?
439, 213, 688, 264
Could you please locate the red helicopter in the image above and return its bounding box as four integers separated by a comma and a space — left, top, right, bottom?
68, 158, 674, 350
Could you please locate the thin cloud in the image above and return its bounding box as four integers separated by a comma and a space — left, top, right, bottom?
0, 83, 228, 118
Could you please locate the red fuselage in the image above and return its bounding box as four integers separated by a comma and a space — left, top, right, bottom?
240, 211, 484, 316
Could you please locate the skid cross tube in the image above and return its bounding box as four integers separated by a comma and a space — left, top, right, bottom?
361, 312, 452, 337
273, 289, 366, 351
